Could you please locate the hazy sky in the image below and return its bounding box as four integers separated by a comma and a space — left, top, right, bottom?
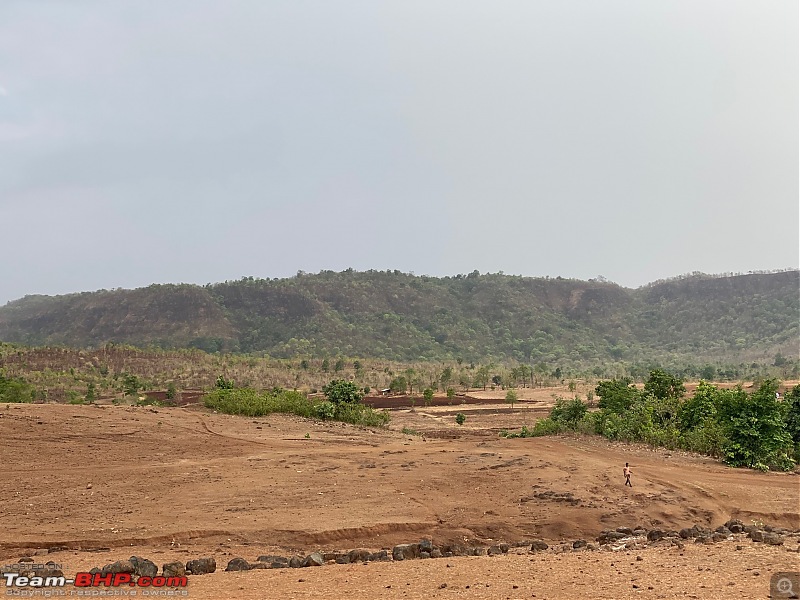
1, 1, 797, 304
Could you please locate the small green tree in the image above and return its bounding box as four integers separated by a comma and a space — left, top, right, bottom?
389, 376, 408, 394
85, 382, 97, 404
214, 375, 234, 390
505, 389, 518, 410
322, 379, 364, 405
446, 387, 456, 402
165, 382, 178, 401
123, 373, 142, 396
596, 377, 639, 413
423, 387, 434, 406
455, 412, 466, 425
321, 358, 330, 373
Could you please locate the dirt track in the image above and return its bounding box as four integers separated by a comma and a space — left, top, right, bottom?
1, 402, 798, 599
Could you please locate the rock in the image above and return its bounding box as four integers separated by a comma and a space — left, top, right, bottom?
715, 526, 732, 536
572, 540, 587, 549
302, 552, 324, 568
348, 549, 371, 563
530, 541, 549, 552
616, 527, 633, 535
430, 549, 443, 559
763, 533, 784, 546
749, 530, 765, 542
335, 555, 351, 564
186, 558, 216, 575
724, 520, 744, 534
322, 552, 339, 562
47, 547, 67, 554
487, 546, 502, 556
632, 528, 647, 536
711, 533, 728, 542
289, 556, 303, 568
224, 558, 250, 572
102, 560, 135, 575
646, 530, 664, 542
473, 547, 487, 556
392, 544, 420, 561
598, 531, 627, 544
419, 551, 431, 559
162, 562, 186, 577
694, 536, 713, 544
257, 555, 288, 566
370, 550, 389, 561
419, 539, 434, 553
129, 557, 157, 579
679, 528, 692, 539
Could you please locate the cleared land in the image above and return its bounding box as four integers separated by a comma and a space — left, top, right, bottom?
1, 400, 798, 599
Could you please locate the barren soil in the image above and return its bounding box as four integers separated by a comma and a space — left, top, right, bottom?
1, 401, 798, 599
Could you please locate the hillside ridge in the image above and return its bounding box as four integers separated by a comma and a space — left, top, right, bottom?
0, 270, 796, 365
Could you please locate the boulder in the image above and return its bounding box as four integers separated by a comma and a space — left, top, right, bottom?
763, 533, 784, 546
224, 558, 250, 572
348, 549, 372, 563
102, 560, 135, 575
162, 562, 186, 578
185, 558, 216, 575
289, 556, 303, 568
572, 540, 587, 549
370, 550, 389, 561
615, 527, 633, 535
646, 530, 664, 542
530, 541, 549, 552
749, 530, 765, 542
129, 557, 158, 579
302, 552, 324, 567
257, 555, 288, 567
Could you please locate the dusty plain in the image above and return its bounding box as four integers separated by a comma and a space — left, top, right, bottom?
1, 395, 798, 599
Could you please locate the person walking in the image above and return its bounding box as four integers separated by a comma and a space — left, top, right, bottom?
623, 463, 633, 487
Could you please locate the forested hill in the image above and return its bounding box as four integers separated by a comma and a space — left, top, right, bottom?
0, 271, 796, 367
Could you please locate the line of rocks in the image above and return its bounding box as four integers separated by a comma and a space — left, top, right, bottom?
597, 519, 795, 550
27, 519, 795, 581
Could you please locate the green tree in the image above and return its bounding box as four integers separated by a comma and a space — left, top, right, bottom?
717, 380, 794, 470
123, 373, 142, 395
505, 389, 518, 409
322, 379, 364, 405
85, 382, 97, 403
473, 366, 490, 390
389, 376, 408, 394
440, 366, 453, 392
595, 377, 639, 413
423, 387, 434, 406
677, 380, 718, 431
781, 384, 800, 458
321, 358, 330, 372
550, 397, 588, 428
334, 358, 345, 373
214, 375, 234, 390
644, 369, 686, 400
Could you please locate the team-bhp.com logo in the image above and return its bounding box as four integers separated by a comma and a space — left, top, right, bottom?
3, 564, 188, 597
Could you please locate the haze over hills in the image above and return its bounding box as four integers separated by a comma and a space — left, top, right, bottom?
0, 270, 796, 368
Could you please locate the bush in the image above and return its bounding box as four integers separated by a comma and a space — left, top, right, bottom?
204, 386, 389, 428
0, 375, 35, 403
322, 380, 364, 404
455, 412, 466, 425
315, 401, 336, 420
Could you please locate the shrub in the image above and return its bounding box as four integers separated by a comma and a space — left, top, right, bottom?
322, 379, 364, 404
0, 376, 35, 403
455, 412, 466, 425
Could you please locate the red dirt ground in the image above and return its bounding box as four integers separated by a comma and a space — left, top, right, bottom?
1, 401, 798, 599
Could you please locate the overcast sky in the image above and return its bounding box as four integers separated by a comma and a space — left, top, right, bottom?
0, 1, 797, 304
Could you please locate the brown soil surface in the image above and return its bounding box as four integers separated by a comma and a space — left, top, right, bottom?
2, 402, 798, 599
